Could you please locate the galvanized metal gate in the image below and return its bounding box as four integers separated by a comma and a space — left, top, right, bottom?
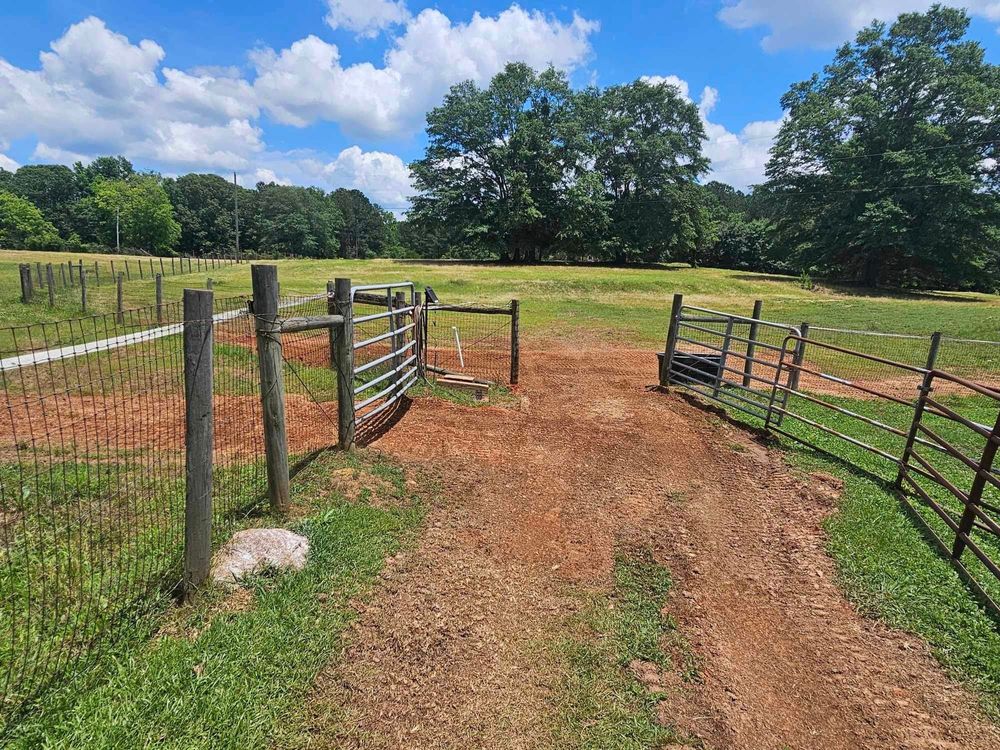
659, 292, 1000, 612
350, 281, 419, 427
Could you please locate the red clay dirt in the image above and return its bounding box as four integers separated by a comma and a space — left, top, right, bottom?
301, 343, 1000, 749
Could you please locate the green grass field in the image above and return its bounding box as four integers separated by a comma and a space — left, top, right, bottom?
3, 249, 999, 350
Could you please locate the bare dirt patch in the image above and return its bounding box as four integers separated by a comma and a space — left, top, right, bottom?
302, 344, 1000, 749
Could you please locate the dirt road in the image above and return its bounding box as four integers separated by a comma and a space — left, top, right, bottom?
307, 345, 1000, 749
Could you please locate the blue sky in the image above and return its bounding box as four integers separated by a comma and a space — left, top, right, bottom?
1, 1, 998, 210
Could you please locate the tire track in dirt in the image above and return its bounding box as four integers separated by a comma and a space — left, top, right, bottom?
302, 345, 1000, 749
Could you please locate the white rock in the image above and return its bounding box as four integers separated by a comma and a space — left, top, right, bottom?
211, 528, 310, 586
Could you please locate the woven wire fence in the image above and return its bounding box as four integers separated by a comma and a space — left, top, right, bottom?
0, 294, 270, 727
424, 303, 513, 385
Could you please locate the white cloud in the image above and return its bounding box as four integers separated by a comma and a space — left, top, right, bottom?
644, 75, 782, 189
0, 17, 260, 171
253, 5, 599, 137
718, 1, 1000, 51
325, 0, 411, 38
0, 152, 18, 171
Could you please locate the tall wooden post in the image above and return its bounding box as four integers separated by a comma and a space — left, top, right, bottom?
60, 263, 67, 288
80, 263, 87, 312
125, 259, 131, 281
116, 272, 125, 324
156, 274, 164, 323
171, 257, 176, 275
509, 299, 520, 385
94, 260, 99, 282
110, 260, 116, 282
333, 277, 355, 450
183, 287, 214, 598
139, 259, 144, 279
742, 299, 763, 388
160, 258, 165, 276
19, 264, 33, 303
46, 264, 55, 307
35, 262, 43, 287
326, 280, 337, 370
69, 260, 76, 287
660, 293, 684, 388
251, 264, 290, 513
925, 331, 942, 371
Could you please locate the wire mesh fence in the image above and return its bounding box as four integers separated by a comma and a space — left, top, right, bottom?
0, 294, 274, 727
423, 302, 515, 385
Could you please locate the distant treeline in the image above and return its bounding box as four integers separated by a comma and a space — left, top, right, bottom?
0, 157, 401, 260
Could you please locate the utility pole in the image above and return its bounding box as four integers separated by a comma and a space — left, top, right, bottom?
233, 171, 240, 262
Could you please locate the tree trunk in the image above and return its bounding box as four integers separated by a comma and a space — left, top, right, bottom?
861, 250, 881, 288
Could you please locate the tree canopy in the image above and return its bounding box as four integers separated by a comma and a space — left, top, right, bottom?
765, 4, 1000, 289
409, 64, 711, 263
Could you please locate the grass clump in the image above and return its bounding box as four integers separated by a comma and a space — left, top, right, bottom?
550, 548, 694, 749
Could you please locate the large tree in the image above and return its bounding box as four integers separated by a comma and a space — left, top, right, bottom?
576, 79, 710, 263
0, 191, 61, 249
5, 164, 80, 237
164, 173, 251, 255
93, 175, 181, 254
331, 188, 392, 258
255, 183, 342, 257
766, 5, 1000, 289
409, 63, 575, 262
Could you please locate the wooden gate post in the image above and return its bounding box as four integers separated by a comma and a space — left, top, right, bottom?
510, 299, 520, 385
183, 287, 214, 598
660, 293, 684, 388
19, 264, 33, 303
326, 281, 337, 370
251, 264, 290, 513
742, 299, 763, 388
333, 277, 355, 451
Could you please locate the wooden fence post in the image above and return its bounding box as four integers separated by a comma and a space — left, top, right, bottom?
251, 264, 290, 513
333, 277, 355, 451
125, 260, 131, 281
94, 260, 99, 282
160, 258, 165, 276
156, 274, 164, 323
206, 278, 214, 290
139, 259, 144, 279
788, 322, 809, 394
46, 264, 55, 307
69, 260, 76, 287
509, 299, 520, 386
35, 262, 43, 287
326, 280, 337, 370
110, 261, 115, 282
742, 299, 763, 388
80, 263, 87, 312
183, 287, 214, 598
713, 317, 735, 398
660, 293, 684, 388
19, 264, 33, 303
171, 257, 176, 275
116, 272, 124, 324
925, 331, 942, 371
60, 262, 67, 288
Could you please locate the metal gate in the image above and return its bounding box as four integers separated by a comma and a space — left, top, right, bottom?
422, 300, 520, 386
659, 292, 1000, 611
350, 281, 419, 427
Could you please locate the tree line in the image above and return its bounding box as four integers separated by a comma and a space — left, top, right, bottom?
0, 158, 400, 259
1, 6, 997, 291
406, 5, 999, 290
